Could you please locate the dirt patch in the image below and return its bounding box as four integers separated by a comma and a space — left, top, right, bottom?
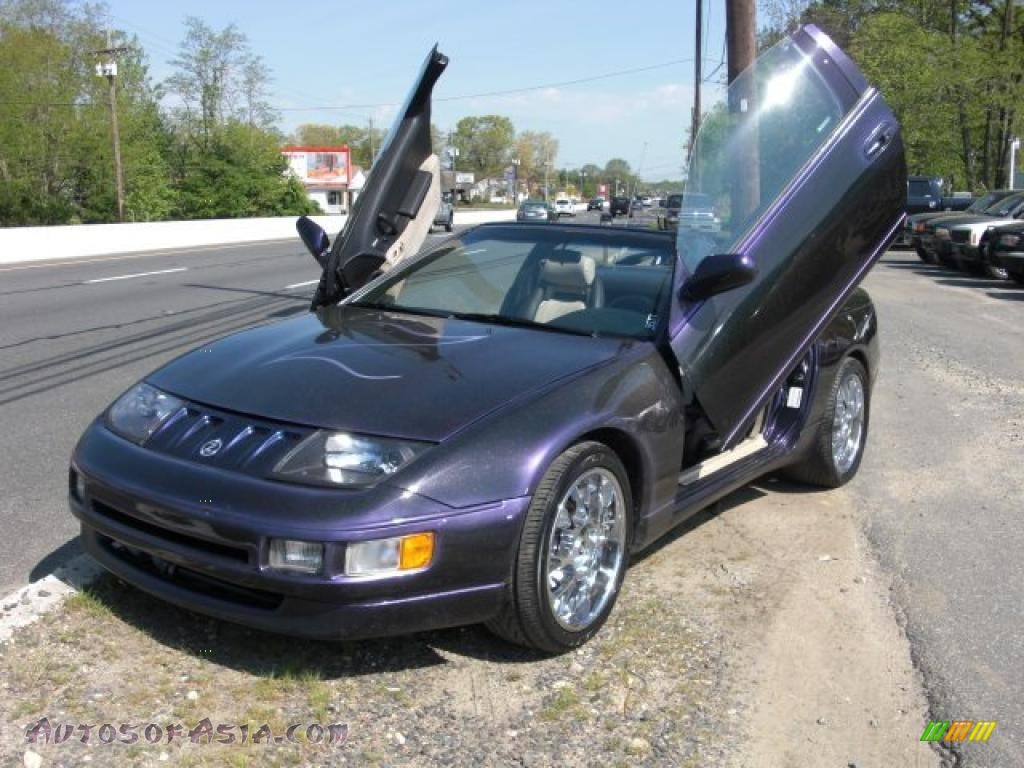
2, 481, 937, 767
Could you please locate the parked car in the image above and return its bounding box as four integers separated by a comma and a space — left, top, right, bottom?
919, 191, 1024, 267
661, 193, 683, 230
517, 200, 557, 222
68, 27, 904, 652
938, 192, 1024, 277
609, 196, 632, 217
904, 190, 1016, 263
553, 198, 576, 217
988, 221, 1024, 285
431, 189, 454, 232
675, 192, 721, 233
586, 196, 606, 212
906, 175, 973, 216
638, 195, 653, 207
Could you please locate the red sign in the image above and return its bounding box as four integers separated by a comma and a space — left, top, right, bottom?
281, 145, 351, 187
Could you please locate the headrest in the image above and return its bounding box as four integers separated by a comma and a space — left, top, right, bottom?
539, 253, 596, 291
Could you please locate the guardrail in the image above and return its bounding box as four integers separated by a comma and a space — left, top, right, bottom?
0, 208, 518, 267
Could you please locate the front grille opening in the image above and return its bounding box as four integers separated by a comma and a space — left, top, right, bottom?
91, 500, 248, 564
99, 535, 282, 611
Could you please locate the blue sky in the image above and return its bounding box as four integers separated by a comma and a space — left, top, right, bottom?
105, 0, 729, 180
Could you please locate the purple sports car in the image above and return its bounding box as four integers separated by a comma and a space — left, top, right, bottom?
69, 26, 905, 652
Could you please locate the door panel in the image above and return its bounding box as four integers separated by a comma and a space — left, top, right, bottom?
312, 47, 448, 308
669, 25, 905, 448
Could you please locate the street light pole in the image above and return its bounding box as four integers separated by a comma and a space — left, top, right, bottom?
1010, 137, 1020, 191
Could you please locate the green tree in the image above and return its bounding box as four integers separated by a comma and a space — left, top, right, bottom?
453, 115, 515, 178
0, 1, 173, 224
512, 130, 558, 196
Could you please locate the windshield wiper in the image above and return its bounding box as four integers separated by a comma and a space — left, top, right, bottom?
447, 312, 594, 337
348, 301, 450, 319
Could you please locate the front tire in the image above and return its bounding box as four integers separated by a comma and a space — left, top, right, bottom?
785, 357, 870, 488
487, 442, 631, 653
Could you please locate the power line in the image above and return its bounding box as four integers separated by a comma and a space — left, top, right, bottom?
274, 55, 722, 112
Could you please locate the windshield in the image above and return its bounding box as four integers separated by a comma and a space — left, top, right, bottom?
680, 192, 712, 210
989, 193, 1024, 217
968, 192, 1001, 212
351, 226, 675, 339
680, 37, 846, 271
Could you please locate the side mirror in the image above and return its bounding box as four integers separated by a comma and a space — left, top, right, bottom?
296, 216, 330, 268
680, 253, 756, 301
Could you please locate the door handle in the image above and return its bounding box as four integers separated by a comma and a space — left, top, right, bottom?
863, 122, 894, 160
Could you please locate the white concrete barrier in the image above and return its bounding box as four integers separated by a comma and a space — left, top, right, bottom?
0, 208, 518, 267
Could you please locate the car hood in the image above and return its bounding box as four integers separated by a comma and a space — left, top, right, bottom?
950, 216, 1017, 232
935, 214, 1004, 229
147, 305, 625, 442
909, 210, 973, 226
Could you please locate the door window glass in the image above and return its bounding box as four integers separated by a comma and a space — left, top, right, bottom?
681, 38, 846, 271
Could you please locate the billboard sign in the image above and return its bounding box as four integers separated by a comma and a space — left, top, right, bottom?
281, 146, 351, 186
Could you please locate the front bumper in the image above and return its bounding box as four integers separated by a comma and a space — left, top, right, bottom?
70, 422, 528, 639
951, 242, 981, 264
992, 249, 1024, 274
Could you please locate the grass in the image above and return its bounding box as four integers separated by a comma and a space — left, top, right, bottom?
64, 585, 111, 619
539, 686, 582, 722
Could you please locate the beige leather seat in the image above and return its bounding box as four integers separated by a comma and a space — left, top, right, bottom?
527, 253, 602, 323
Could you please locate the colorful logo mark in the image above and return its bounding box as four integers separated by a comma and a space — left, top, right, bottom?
920, 720, 996, 742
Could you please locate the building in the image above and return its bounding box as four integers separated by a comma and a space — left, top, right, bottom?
281, 145, 353, 214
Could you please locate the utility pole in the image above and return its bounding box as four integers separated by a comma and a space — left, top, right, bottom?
726, 0, 756, 84
689, 0, 703, 169
544, 158, 550, 201
726, 0, 758, 228
368, 116, 376, 168
93, 31, 129, 222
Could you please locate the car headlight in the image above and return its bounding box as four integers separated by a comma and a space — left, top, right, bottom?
106, 383, 185, 443
345, 532, 435, 576
268, 539, 324, 575
271, 431, 430, 487
999, 233, 1021, 247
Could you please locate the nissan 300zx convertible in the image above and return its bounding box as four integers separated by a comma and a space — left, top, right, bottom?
70, 26, 906, 652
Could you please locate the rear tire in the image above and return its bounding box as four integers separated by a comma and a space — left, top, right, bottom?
784, 357, 869, 489
445, 214, 453, 233
486, 442, 632, 653
915, 245, 933, 264
1010, 271, 1024, 286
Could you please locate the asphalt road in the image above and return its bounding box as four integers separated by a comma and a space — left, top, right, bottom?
1, 210, 1019, 765
856, 254, 1023, 766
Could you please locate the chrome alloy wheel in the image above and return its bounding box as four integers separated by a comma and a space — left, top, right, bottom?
832, 370, 865, 474
544, 468, 627, 631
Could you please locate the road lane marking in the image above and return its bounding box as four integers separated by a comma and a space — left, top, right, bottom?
0, 239, 302, 274
84, 267, 187, 284
284, 279, 320, 289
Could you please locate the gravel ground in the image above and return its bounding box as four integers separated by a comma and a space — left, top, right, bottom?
1, 479, 937, 768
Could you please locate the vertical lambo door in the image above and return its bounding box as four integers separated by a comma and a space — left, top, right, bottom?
669, 25, 905, 449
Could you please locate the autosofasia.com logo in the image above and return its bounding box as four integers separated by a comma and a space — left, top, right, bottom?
920, 720, 997, 742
